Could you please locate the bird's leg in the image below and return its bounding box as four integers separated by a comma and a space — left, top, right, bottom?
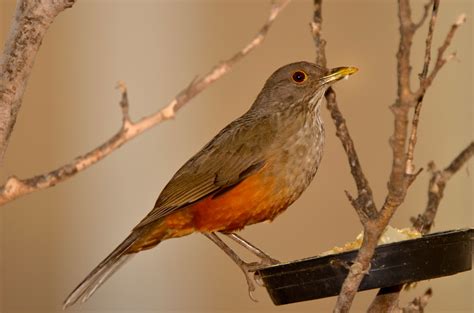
223, 232, 279, 266
203, 232, 261, 301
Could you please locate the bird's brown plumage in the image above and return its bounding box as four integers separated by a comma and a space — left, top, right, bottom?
64, 61, 357, 308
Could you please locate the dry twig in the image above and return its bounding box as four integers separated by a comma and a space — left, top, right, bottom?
0, 0, 290, 206
0, 0, 76, 162
412, 142, 474, 233
368, 142, 473, 312
310, 0, 467, 312
311, 0, 377, 224
368, 6, 468, 311
406, 0, 440, 175
402, 288, 433, 313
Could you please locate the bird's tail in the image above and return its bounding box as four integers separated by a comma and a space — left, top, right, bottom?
63, 231, 147, 309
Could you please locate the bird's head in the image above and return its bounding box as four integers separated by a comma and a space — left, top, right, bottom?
252, 61, 357, 112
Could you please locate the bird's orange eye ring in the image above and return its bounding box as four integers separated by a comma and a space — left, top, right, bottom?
291, 70, 308, 83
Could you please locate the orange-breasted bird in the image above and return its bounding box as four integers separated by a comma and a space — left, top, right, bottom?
64, 61, 357, 308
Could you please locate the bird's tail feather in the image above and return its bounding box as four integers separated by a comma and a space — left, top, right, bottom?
63, 232, 142, 309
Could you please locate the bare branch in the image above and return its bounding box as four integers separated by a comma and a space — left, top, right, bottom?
412, 142, 474, 233
0, 0, 76, 162
325, 90, 377, 222
405, 100, 422, 175
367, 285, 404, 313
310, 0, 326, 68
369, 142, 473, 311
326, 0, 466, 311
310, 2, 379, 312
395, 0, 416, 100
414, 0, 434, 30
332, 1, 430, 310
117, 81, 132, 127
0, 0, 291, 207
419, 0, 440, 79
414, 13, 466, 99
402, 288, 433, 313
311, 0, 377, 223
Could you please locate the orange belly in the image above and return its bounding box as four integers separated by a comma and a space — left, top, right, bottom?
188, 171, 286, 232
129, 169, 289, 252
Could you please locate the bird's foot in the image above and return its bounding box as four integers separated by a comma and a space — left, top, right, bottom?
239, 258, 280, 301
238, 262, 263, 302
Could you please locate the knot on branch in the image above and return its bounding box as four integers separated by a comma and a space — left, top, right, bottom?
4, 176, 25, 195
349, 261, 370, 276
34, 0, 77, 20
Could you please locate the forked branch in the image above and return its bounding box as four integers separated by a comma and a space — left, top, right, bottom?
310, 1, 467, 312
0, 0, 291, 206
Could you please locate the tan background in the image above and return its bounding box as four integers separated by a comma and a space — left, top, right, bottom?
1, 0, 472, 312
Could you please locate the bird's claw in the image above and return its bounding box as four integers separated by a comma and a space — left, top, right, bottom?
241, 258, 281, 301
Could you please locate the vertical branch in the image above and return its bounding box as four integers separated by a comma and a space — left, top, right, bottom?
388, 0, 416, 201
311, 1, 378, 312
310, 0, 326, 68
310, 0, 467, 312
412, 142, 474, 233
406, 0, 440, 175
0, 0, 76, 162
310, 0, 377, 222
419, 0, 439, 79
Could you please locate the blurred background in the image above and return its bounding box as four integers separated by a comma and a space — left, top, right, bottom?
0, 0, 472, 312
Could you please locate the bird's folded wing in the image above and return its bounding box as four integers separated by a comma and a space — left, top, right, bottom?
133, 114, 276, 230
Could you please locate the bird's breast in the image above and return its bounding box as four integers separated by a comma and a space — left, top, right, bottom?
267, 108, 325, 206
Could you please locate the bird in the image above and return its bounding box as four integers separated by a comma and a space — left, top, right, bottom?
63, 61, 357, 308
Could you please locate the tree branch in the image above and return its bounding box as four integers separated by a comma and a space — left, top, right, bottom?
406, 0, 440, 175
413, 12, 466, 100
311, 0, 377, 224
368, 142, 473, 312
0, 0, 76, 162
0, 0, 290, 207
412, 142, 474, 233
310, 1, 467, 312
402, 288, 433, 313
368, 8, 468, 311
414, 0, 434, 30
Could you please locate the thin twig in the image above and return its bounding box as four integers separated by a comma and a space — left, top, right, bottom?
414, 13, 466, 100
406, 0, 440, 175
325, 90, 377, 222
322, 0, 466, 311
419, 0, 440, 79
310, 0, 326, 68
311, 0, 377, 223
405, 100, 422, 175
0, 0, 291, 206
367, 285, 404, 313
368, 142, 473, 311
311, 2, 379, 312
412, 142, 474, 233
414, 0, 434, 30
0, 0, 76, 162
402, 288, 433, 313
331, 1, 425, 310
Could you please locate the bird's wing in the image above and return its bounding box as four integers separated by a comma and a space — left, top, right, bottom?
134, 114, 277, 229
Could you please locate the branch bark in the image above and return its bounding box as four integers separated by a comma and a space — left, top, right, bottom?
412, 142, 474, 233
0, 0, 290, 206
310, 1, 467, 312
368, 7, 468, 311
367, 142, 473, 312
0, 0, 76, 162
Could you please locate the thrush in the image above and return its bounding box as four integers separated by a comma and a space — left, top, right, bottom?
64, 61, 357, 308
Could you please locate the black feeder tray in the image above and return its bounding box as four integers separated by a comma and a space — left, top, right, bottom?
256, 228, 473, 305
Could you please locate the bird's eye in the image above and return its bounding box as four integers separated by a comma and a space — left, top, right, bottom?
292, 70, 307, 83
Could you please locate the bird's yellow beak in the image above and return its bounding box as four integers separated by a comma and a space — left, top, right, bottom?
320, 66, 358, 85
